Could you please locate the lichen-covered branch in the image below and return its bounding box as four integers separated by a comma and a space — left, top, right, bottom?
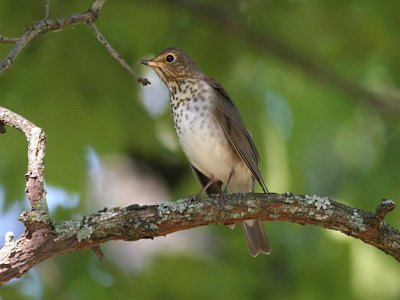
0, 0, 149, 85
0, 193, 398, 285
0, 107, 399, 285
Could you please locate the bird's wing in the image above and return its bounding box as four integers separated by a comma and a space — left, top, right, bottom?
190, 164, 223, 196
207, 78, 268, 193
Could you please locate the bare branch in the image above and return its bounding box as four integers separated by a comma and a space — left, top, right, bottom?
0, 4, 102, 74
44, 0, 50, 19
87, 22, 150, 86
0, 107, 49, 224
374, 199, 396, 222
0, 36, 19, 43
0, 193, 398, 285
0, 0, 149, 86
0, 121, 5, 133
91, 0, 107, 11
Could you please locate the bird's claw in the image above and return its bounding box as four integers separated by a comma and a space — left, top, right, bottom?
188, 193, 201, 202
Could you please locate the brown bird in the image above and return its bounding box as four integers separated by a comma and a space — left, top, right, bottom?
141, 48, 270, 256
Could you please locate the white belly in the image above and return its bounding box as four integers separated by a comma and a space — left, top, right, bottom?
171, 81, 253, 192
177, 110, 232, 183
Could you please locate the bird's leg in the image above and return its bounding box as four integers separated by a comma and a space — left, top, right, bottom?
223, 169, 235, 193
193, 175, 216, 200
219, 170, 235, 227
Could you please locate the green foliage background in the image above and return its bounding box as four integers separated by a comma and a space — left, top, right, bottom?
1, 0, 399, 299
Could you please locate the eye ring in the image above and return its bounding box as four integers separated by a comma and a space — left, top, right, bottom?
165, 54, 175, 63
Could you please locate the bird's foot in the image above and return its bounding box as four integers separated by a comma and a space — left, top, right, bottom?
214, 192, 228, 223
188, 193, 202, 202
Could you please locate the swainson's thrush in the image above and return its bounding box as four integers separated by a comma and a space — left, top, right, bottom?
141, 48, 270, 256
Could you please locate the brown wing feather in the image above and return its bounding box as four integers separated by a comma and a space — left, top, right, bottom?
207, 78, 268, 193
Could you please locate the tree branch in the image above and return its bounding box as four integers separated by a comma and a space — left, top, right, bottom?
0, 0, 149, 85
0, 36, 19, 43
0, 0, 104, 74
0, 107, 399, 285
0, 107, 49, 225
44, 0, 50, 19
0, 193, 398, 285
87, 22, 150, 86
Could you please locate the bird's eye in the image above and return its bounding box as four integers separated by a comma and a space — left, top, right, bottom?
166, 54, 175, 63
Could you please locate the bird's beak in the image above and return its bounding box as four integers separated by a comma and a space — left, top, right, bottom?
140, 59, 159, 68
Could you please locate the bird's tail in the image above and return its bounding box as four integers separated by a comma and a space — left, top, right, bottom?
242, 219, 271, 257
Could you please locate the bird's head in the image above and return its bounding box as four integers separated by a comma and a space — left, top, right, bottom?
140, 48, 201, 84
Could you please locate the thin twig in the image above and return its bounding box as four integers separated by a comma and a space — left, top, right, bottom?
0, 0, 106, 74
375, 199, 396, 222
0, 0, 149, 86
91, 0, 107, 11
0, 36, 19, 43
45, 0, 50, 19
0, 121, 5, 133
91, 246, 105, 260
87, 22, 150, 86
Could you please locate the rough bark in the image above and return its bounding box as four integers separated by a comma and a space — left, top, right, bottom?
0, 193, 398, 285
1, 105, 399, 284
